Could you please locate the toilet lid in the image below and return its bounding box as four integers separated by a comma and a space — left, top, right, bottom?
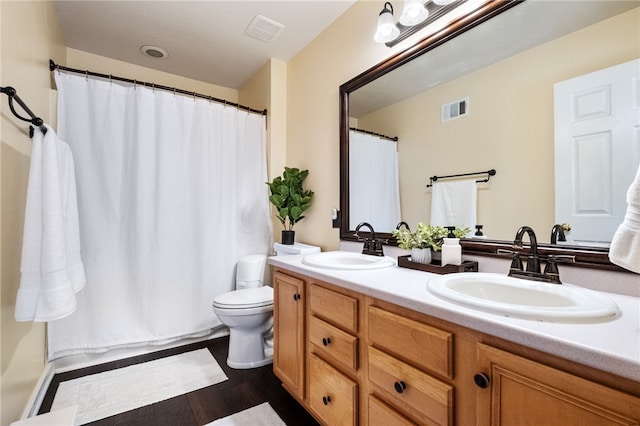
213, 286, 274, 309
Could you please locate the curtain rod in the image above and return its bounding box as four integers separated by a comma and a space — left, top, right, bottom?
426, 169, 496, 187
49, 60, 267, 116
349, 127, 398, 141
1, 86, 47, 137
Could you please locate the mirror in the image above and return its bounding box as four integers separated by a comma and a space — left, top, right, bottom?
340, 0, 640, 269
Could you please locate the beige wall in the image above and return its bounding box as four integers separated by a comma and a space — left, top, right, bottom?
1, 1, 66, 423
285, 1, 408, 250
358, 8, 640, 240
240, 59, 287, 237
65, 48, 239, 102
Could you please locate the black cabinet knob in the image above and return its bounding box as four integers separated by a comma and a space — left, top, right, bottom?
394, 381, 407, 393
322, 337, 331, 346
474, 373, 490, 388
293, 293, 301, 301
322, 395, 332, 405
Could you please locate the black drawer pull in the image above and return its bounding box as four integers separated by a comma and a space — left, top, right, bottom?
394, 381, 407, 393
293, 293, 301, 301
322, 337, 331, 346
322, 395, 332, 405
474, 373, 490, 389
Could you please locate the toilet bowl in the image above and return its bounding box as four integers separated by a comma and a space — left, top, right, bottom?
213, 246, 319, 369
213, 286, 274, 369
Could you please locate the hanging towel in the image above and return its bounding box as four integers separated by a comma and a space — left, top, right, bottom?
15, 124, 86, 322
430, 179, 477, 233
609, 164, 640, 274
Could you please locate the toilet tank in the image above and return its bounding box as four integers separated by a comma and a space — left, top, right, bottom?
273, 242, 320, 256
236, 254, 267, 290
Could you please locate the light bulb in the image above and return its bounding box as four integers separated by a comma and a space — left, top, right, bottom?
399, 0, 428, 26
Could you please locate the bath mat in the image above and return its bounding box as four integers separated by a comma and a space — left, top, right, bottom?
206, 402, 286, 426
51, 348, 228, 425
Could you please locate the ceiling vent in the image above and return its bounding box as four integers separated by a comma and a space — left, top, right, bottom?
245, 15, 285, 43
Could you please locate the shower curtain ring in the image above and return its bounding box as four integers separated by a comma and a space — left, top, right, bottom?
152, 83, 155, 92
109, 75, 112, 84
85, 70, 88, 80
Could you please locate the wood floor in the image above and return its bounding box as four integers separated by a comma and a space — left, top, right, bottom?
39, 336, 319, 425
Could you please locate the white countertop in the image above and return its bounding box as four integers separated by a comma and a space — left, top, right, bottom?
268, 253, 640, 382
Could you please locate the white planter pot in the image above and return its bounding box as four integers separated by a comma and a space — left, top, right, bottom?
410, 248, 432, 264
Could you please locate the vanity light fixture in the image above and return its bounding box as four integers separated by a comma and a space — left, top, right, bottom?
374, 0, 464, 47
374, 2, 401, 43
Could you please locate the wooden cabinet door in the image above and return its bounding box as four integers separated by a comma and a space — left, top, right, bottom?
273, 271, 305, 399
476, 344, 640, 426
309, 354, 358, 426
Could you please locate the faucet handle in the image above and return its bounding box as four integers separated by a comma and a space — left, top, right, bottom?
499, 249, 524, 272
545, 254, 575, 264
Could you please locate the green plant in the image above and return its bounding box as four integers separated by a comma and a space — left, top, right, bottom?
266, 167, 314, 230
452, 227, 471, 239
392, 223, 469, 251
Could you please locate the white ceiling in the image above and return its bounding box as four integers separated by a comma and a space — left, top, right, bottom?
54, 0, 356, 89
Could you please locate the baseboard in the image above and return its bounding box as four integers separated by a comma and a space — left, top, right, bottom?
20, 362, 55, 420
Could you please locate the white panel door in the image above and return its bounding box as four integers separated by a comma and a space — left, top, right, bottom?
554, 59, 640, 246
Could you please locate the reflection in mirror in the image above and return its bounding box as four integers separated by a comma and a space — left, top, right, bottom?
348, 128, 400, 230
342, 1, 639, 257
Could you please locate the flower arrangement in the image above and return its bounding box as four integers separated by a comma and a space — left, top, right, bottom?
392, 223, 470, 251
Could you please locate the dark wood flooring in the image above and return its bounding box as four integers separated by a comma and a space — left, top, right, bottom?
39, 336, 319, 425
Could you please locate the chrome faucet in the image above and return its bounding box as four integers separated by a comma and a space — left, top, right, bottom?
354, 222, 385, 257
505, 225, 574, 284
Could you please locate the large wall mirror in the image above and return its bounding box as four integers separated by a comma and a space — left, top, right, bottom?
340, 0, 640, 269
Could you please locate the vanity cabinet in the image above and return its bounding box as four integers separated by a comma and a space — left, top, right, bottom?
476, 344, 640, 425
273, 269, 364, 425
272, 267, 640, 426
273, 271, 306, 400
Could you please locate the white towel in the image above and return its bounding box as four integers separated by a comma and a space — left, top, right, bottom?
15, 125, 86, 322
430, 179, 477, 233
609, 164, 640, 274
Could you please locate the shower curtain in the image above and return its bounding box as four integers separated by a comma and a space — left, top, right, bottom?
47, 72, 272, 359
349, 130, 401, 231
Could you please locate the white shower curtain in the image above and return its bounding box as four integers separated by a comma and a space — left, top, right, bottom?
48, 72, 272, 359
349, 130, 401, 231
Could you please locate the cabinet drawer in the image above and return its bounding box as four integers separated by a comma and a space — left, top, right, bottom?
369, 306, 453, 379
309, 353, 358, 426
310, 315, 358, 371
310, 284, 358, 333
368, 346, 453, 426
368, 395, 417, 426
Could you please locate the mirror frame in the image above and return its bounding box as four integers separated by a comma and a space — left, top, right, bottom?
339, 0, 621, 271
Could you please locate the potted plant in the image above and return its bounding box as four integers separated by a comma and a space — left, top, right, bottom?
266, 167, 314, 245
392, 223, 469, 264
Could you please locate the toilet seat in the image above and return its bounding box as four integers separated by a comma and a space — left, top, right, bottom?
213, 286, 273, 309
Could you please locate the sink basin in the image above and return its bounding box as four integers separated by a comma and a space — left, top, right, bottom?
427, 272, 620, 322
302, 251, 396, 270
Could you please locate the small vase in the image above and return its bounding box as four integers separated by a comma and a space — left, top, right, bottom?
410, 248, 432, 264
282, 230, 295, 245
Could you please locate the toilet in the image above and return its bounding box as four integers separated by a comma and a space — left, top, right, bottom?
213, 243, 319, 369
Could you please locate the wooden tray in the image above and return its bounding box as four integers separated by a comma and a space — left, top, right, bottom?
397, 255, 478, 274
